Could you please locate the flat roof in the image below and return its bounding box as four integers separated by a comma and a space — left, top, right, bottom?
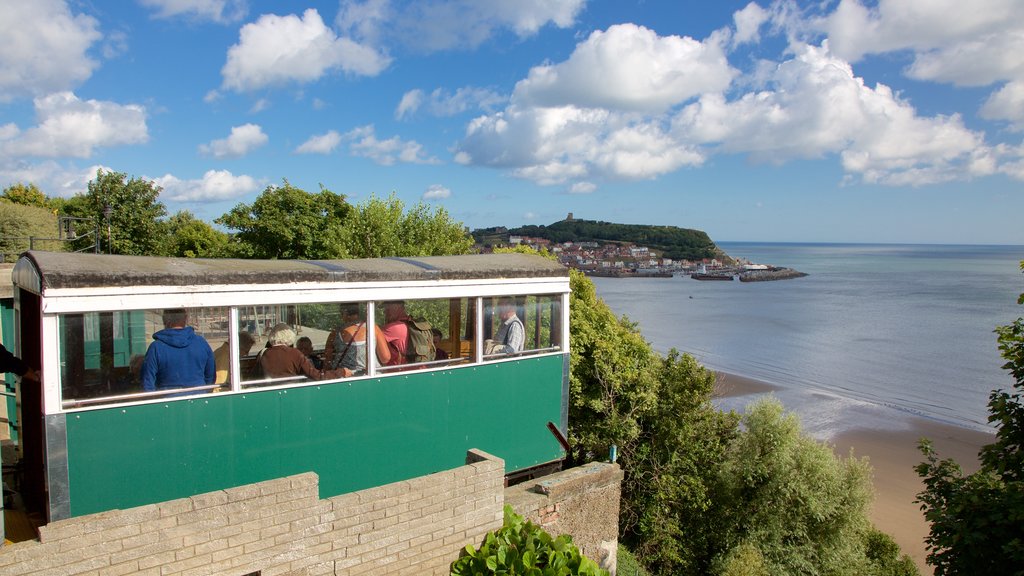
14, 251, 568, 293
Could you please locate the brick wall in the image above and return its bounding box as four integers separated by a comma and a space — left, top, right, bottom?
505, 462, 623, 575
0, 449, 504, 576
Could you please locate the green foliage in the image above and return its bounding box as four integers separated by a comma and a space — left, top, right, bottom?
2, 182, 51, 208
340, 193, 473, 258
567, 268, 660, 461
862, 529, 919, 576
216, 180, 351, 259
615, 545, 650, 576
163, 211, 230, 258
624, 351, 738, 574
506, 219, 718, 261
0, 201, 62, 261
713, 399, 911, 576
916, 260, 1024, 576
715, 543, 769, 576
566, 268, 740, 575
450, 505, 608, 576
65, 169, 168, 255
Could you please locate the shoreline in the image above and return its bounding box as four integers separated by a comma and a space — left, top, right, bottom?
713, 372, 992, 575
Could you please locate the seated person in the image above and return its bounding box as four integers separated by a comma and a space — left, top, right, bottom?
260, 323, 349, 380
325, 304, 391, 375
296, 336, 323, 370
114, 354, 145, 393
214, 331, 256, 386
431, 327, 450, 360
486, 298, 525, 355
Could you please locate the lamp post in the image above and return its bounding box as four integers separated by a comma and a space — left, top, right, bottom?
102, 204, 112, 254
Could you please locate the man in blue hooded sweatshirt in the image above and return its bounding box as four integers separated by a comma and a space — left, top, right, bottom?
141, 308, 215, 392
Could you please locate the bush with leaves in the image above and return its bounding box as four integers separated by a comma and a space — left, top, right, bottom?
450, 505, 608, 576
566, 267, 740, 574
712, 398, 916, 576
340, 193, 473, 258
916, 260, 1024, 575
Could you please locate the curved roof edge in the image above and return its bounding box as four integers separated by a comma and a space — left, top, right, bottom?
15, 251, 568, 292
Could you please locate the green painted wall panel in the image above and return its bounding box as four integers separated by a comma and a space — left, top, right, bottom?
65, 355, 564, 517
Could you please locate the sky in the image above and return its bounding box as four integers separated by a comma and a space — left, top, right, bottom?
2, 0, 1023, 245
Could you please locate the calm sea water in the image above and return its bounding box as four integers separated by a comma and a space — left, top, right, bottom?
592, 243, 1024, 434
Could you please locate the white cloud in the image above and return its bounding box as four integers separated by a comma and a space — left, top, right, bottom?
139, 0, 247, 23
820, 0, 1024, 87
0, 162, 111, 198
456, 24, 729, 186
733, 2, 769, 45
674, 42, 986, 185
0, 0, 101, 102
250, 98, 270, 113
513, 24, 736, 113
155, 169, 261, 202
460, 104, 704, 185
981, 81, 1024, 131
342, 125, 437, 165
198, 123, 267, 158
296, 130, 341, 154
1, 92, 147, 158
337, 0, 585, 53
396, 90, 424, 119
396, 87, 505, 120
221, 8, 391, 92
569, 181, 595, 194
422, 184, 451, 200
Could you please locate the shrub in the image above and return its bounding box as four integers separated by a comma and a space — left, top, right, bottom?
450, 505, 608, 576
615, 544, 651, 576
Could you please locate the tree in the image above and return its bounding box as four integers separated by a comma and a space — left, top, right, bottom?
340, 193, 473, 258
216, 180, 351, 259
916, 261, 1024, 575
65, 169, 168, 255
163, 211, 230, 258
2, 182, 50, 209
565, 266, 739, 574
713, 398, 900, 576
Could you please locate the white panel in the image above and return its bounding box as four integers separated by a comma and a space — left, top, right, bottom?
39, 278, 570, 314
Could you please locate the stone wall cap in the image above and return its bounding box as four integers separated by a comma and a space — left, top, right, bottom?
531, 462, 622, 498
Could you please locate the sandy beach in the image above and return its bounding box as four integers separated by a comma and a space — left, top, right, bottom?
714, 372, 994, 575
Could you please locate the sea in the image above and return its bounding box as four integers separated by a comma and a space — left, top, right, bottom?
591, 243, 1024, 437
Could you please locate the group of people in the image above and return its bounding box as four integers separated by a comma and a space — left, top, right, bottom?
2, 299, 528, 396
145, 299, 525, 392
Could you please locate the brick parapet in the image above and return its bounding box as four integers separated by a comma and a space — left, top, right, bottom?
0, 452, 505, 576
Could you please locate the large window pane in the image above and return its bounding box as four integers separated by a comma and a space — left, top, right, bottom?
377, 297, 472, 370
484, 294, 562, 359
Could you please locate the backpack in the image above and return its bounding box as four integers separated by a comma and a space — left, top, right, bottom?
405, 319, 436, 363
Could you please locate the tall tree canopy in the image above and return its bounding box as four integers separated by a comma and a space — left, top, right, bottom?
216, 180, 351, 259
916, 260, 1024, 575
163, 211, 230, 258
63, 170, 167, 256
340, 193, 473, 258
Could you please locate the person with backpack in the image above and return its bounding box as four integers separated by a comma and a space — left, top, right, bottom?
381, 301, 411, 366
381, 300, 436, 366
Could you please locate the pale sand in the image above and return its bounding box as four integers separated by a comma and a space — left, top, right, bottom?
713, 372, 992, 575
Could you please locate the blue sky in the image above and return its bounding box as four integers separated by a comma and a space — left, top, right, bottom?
2, 0, 1023, 245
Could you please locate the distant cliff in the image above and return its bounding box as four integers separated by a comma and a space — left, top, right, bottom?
473, 219, 725, 262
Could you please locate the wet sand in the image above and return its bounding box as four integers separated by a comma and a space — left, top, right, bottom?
714, 372, 992, 575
